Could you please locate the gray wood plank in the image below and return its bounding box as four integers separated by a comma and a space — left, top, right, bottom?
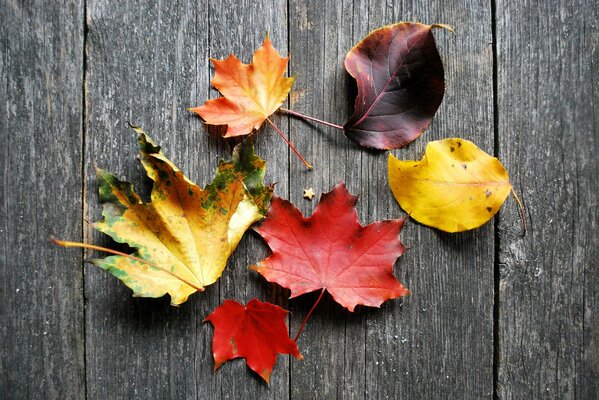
84, 2, 216, 399
496, 0, 599, 398
0, 1, 85, 399
4, 1, 595, 398
288, 0, 495, 398
207, 0, 291, 397
85, 0, 291, 398
287, 2, 363, 399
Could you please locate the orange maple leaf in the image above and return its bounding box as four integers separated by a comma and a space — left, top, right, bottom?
190, 35, 294, 137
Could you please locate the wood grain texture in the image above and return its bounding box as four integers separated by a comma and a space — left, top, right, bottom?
3, 0, 598, 398
84, 1, 215, 399
0, 1, 85, 399
496, 0, 599, 398
287, 2, 360, 399
207, 0, 291, 397
85, 0, 290, 398
288, 0, 495, 398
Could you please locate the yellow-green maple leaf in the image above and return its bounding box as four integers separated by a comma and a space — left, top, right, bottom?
93, 127, 272, 305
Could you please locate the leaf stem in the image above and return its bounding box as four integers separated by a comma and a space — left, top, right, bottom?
51, 238, 204, 292
293, 288, 325, 342
279, 107, 344, 130
265, 117, 313, 170
510, 188, 527, 237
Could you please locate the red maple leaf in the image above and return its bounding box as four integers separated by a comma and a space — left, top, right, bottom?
204, 299, 302, 384
252, 183, 411, 312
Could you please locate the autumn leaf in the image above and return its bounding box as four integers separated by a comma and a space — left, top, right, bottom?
252, 183, 410, 312
190, 34, 294, 138
205, 299, 302, 383
388, 138, 512, 232
344, 22, 451, 150
89, 127, 272, 305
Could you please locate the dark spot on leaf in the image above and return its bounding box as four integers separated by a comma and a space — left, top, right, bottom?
452, 164, 455, 168
457, 142, 462, 147
487, 206, 492, 212
450, 146, 455, 152
462, 164, 467, 169
485, 189, 492, 198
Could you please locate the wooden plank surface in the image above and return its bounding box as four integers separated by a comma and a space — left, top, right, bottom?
496, 0, 599, 398
2, 0, 598, 398
287, 1, 495, 399
84, 0, 290, 398
207, 0, 291, 397
286, 2, 360, 399
84, 1, 216, 399
0, 1, 85, 399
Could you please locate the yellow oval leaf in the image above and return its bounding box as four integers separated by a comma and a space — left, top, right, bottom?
388, 138, 511, 232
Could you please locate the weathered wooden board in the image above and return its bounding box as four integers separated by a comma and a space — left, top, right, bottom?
496, 0, 599, 398
287, 1, 495, 398
0, 1, 85, 399
3, 0, 598, 398
84, 2, 214, 399
84, 0, 289, 398
207, 0, 291, 397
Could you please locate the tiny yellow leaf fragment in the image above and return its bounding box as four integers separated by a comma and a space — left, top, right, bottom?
388, 138, 512, 232
303, 188, 316, 200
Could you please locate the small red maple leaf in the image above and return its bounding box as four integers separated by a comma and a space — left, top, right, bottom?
252, 183, 411, 312
204, 299, 302, 384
